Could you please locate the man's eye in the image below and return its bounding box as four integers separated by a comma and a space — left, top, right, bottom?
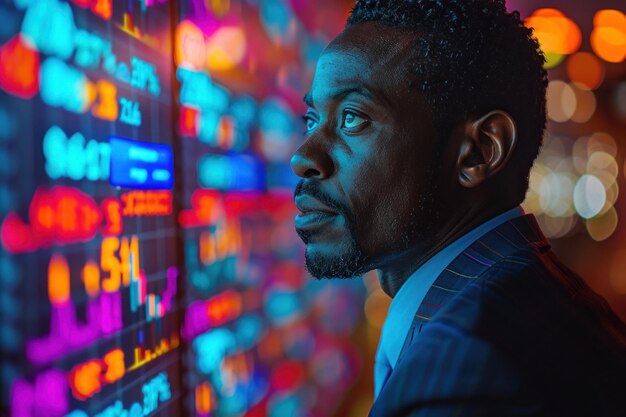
342, 111, 368, 131
302, 115, 318, 131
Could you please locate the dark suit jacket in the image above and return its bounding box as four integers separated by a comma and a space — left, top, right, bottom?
369, 214, 626, 417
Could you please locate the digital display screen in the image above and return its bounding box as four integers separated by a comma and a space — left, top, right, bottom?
0, 0, 182, 415
0, 0, 365, 416
175, 1, 365, 416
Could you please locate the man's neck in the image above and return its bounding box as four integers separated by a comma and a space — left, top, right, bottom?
377, 205, 517, 297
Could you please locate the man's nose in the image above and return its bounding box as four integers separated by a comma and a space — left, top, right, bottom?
290, 139, 335, 179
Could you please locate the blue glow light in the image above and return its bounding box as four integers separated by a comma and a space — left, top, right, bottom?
119, 97, 142, 126
109, 137, 174, 190
177, 67, 230, 146
229, 96, 257, 151
266, 162, 300, 190
13, 0, 34, 10
43, 126, 111, 181
40, 58, 88, 113
74, 30, 111, 69
115, 63, 131, 83
260, 0, 296, 45
268, 392, 303, 417
264, 287, 303, 326
193, 328, 236, 375
235, 314, 266, 350
198, 153, 265, 191
258, 98, 297, 162
21, 0, 75, 59
130, 57, 161, 96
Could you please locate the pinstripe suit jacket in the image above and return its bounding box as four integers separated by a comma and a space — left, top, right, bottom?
369, 214, 626, 417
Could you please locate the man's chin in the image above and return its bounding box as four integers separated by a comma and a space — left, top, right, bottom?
303, 242, 370, 279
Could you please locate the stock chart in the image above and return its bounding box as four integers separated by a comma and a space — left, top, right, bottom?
0, 0, 365, 416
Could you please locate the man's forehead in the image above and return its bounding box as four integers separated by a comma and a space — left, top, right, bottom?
327, 22, 416, 68
306, 22, 416, 105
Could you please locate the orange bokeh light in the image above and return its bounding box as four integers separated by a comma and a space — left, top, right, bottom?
68, 360, 103, 400
592, 27, 626, 63
195, 382, 214, 413
534, 8, 565, 18
566, 52, 605, 90
526, 9, 581, 57
82, 260, 101, 298
175, 20, 206, 70
102, 349, 125, 383
91, 80, 118, 121
594, 9, 626, 30
592, 9, 626, 63
207, 27, 246, 71
48, 253, 70, 305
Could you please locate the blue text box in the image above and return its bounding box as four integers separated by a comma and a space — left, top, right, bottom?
109, 137, 174, 190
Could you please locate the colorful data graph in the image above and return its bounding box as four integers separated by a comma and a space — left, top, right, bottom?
26, 253, 123, 365
128, 332, 180, 371
25, 236, 178, 365
129, 259, 178, 322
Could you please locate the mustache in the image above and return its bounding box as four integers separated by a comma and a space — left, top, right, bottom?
294, 180, 346, 214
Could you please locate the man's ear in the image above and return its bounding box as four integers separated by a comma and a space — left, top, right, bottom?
457, 110, 517, 188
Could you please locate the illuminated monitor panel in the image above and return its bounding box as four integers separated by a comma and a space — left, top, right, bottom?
0, 0, 183, 416
175, 2, 365, 416
1, 0, 366, 416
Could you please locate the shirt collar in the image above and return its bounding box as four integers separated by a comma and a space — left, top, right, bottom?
377, 206, 524, 370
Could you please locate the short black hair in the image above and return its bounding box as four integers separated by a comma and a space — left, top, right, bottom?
347, 0, 548, 202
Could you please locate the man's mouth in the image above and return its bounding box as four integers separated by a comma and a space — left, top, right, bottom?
294, 210, 338, 230
294, 194, 339, 230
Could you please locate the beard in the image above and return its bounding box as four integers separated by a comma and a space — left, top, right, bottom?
297, 215, 370, 279
294, 171, 440, 280
295, 180, 369, 279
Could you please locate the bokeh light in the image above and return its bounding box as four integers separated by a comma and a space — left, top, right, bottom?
539, 171, 575, 217
258, 98, 298, 162
601, 181, 619, 216
525, 8, 581, 68
260, 0, 298, 46
570, 83, 597, 123
536, 214, 577, 239
591, 9, 626, 63
547, 80, 576, 122
206, 27, 246, 71
586, 206, 618, 242
175, 20, 206, 70
572, 137, 590, 174
587, 151, 618, 188
566, 52, 605, 90
588, 132, 618, 157
573, 174, 606, 219
525, 130, 620, 241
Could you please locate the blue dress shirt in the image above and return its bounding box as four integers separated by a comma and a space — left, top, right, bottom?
374, 206, 524, 397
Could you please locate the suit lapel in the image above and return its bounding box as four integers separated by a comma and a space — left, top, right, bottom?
397, 214, 550, 361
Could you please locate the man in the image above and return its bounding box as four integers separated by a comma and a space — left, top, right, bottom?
290, 0, 626, 416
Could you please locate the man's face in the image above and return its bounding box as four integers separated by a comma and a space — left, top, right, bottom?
291, 23, 443, 278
